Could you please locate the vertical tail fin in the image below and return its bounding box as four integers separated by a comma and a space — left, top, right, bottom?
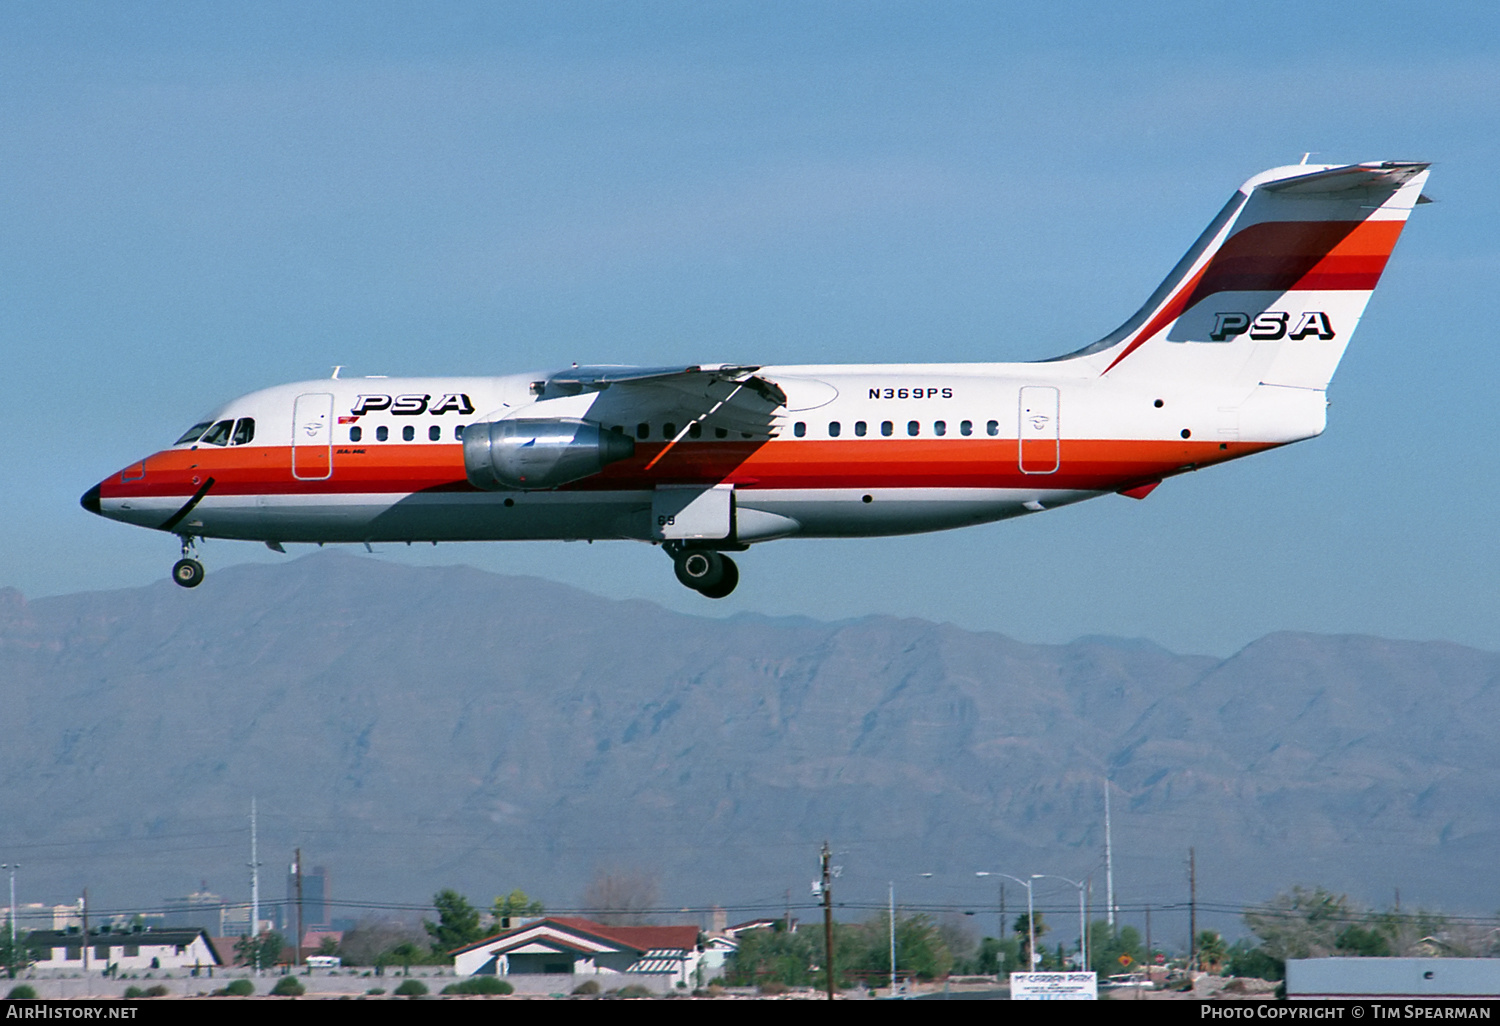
1065, 161, 1429, 389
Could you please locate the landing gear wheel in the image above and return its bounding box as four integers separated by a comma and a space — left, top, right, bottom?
698, 555, 739, 599
673, 549, 724, 591
172, 558, 205, 589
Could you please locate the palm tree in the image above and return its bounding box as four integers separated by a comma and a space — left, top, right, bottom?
1013, 913, 1049, 969
1196, 930, 1228, 974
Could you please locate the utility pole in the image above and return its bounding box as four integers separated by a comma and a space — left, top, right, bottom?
294, 849, 305, 968
1086, 877, 1093, 970
81, 889, 90, 973
888, 881, 896, 995
1104, 779, 1116, 929
820, 842, 835, 1001
1145, 904, 1152, 978
1188, 847, 1197, 974
999, 883, 1006, 943
3, 864, 17, 951
249, 798, 261, 974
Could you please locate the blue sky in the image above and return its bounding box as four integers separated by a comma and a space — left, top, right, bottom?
4, 1, 1496, 655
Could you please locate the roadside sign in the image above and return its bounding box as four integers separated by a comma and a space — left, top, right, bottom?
1011, 972, 1098, 1000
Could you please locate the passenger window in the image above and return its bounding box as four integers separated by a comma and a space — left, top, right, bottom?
231, 418, 255, 445
934, 420, 946, 437
881, 421, 893, 437
855, 421, 867, 437
175, 422, 213, 445
611, 425, 624, 435
198, 420, 233, 446
715, 427, 728, 439
794, 422, 806, 437
829, 421, 841, 437
663, 423, 676, 439
403, 425, 415, 442
987, 420, 999, 436
907, 421, 920, 436
376, 426, 389, 442
960, 420, 973, 436
454, 425, 465, 440
689, 423, 702, 439
350, 426, 362, 442
637, 423, 650, 440
429, 425, 441, 441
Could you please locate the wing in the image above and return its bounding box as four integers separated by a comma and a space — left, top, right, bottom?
532, 364, 788, 441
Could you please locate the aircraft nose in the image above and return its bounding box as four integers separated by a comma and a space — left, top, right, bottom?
80, 483, 102, 516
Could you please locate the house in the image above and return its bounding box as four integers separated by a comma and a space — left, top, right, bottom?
452, 917, 703, 988
27, 928, 221, 972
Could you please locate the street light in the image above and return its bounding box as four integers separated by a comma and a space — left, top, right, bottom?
977, 873, 1036, 971
1032, 874, 1088, 971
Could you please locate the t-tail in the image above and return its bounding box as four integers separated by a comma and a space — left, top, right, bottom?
1064, 160, 1430, 391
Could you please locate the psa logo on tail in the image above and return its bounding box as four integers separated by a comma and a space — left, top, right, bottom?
1210, 311, 1336, 342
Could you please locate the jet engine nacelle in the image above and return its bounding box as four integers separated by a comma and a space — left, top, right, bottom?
462, 418, 636, 490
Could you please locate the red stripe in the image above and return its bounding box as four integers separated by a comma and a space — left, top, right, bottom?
99, 438, 1275, 503
1183, 219, 1402, 305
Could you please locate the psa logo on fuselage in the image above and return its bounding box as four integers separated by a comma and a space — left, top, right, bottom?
1210, 311, 1335, 342
350, 393, 475, 416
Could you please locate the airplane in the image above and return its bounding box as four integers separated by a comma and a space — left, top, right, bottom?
82, 160, 1430, 597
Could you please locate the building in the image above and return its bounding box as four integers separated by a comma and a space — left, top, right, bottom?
284, 862, 329, 931
162, 891, 226, 936
1287, 958, 1500, 999
452, 917, 704, 989
27, 928, 221, 972
1, 904, 73, 935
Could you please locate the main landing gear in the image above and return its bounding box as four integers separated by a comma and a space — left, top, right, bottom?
172, 536, 205, 589
668, 544, 739, 599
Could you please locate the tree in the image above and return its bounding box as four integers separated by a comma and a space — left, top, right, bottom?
389, 941, 425, 974
966, 935, 1019, 976
580, 870, 659, 926
1088, 922, 1144, 977
424, 889, 483, 957
727, 926, 814, 987
845, 912, 954, 983
234, 931, 284, 970
491, 889, 544, 930
338, 919, 429, 967
1012, 912, 1048, 970
1244, 887, 1352, 962
1335, 924, 1392, 957
1196, 930, 1228, 974
1227, 938, 1284, 981
0, 934, 32, 979
1239, 885, 1427, 977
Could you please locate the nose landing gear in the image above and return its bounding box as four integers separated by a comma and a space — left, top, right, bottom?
668, 544, 740, 599
172, 536, 205, 589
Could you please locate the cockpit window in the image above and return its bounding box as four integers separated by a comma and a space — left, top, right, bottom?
230, 418, 255, 446
174, 422, 213, 445
197, 420, 233, 446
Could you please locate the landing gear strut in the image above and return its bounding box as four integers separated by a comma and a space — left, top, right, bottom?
669, 545, 739, 599
172, 536, 205, 589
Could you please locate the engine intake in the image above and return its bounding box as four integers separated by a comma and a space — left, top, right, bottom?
462, 418, 635, 490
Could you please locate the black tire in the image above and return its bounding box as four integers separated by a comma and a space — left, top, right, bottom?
172, 558, 205, 588
698, 556, 739, 599
673, 549, 724, 590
